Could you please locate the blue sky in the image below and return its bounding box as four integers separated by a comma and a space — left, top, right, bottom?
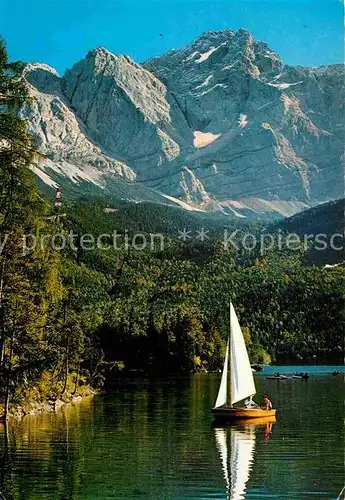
1, 0, 344, 74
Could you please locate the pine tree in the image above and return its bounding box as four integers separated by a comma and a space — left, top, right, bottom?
0, 39, 63, 419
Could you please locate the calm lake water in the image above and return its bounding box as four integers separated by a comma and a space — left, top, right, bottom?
0, 366, 344, 500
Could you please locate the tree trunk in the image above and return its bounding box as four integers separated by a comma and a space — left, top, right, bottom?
73, 361, 80, 395
60, 335, 69, 397
3, 327, 14, 421
0, 258, 6, 369
0, 418, 9, 498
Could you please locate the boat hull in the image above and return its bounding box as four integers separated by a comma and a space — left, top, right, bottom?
211, 406, 276, 420
235, 415, 276, 426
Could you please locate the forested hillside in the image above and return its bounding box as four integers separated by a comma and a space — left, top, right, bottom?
272, 198, 345, 264
275, 199, 344, 236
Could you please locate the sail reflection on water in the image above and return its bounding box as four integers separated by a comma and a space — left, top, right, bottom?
214, 427, 230, 494
230, 427, 255, 500
214, 419, 275, 499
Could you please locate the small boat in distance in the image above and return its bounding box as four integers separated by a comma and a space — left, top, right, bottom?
267, 373, 288, 380
212, 302, 276, 420
251, 364, 263, 372
292, 372, 309, 380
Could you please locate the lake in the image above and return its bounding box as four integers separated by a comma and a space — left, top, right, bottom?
0, 366, 344, 500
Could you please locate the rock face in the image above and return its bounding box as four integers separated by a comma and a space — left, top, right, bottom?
24, 62, 136, 189
25, 29, 344, 215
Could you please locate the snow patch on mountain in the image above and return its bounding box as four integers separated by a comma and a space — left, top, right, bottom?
195, 74, 213, 89
184, 51, 199, 62
269, 80, 303, 90
195, 83, 227, 97
238, 114, 248, 129
195, 46, 218, 63
222, 60, 240, 71
193, 131, 221, 148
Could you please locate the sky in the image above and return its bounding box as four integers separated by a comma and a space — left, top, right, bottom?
1, 0, 344, 74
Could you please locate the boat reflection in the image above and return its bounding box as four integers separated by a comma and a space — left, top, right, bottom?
214, 417, 276, 499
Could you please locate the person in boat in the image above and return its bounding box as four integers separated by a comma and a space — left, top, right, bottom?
263, 394, 272, 411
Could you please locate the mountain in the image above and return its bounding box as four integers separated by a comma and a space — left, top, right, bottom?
272, 198, 345, 264
23, 29, 344, 218
275, 198, 344, 236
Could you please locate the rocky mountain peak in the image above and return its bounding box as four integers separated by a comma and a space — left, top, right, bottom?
88, 46, 111, 56
145, 28, 282, 96
25, 63, 62, 94
23, 29, 344, 215
191, 28, 236, 47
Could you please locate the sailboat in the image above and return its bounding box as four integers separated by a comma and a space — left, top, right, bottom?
212, 302, 276, 419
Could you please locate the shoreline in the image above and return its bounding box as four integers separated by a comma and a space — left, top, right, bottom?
2, 364, 343, 421
1, 388, 95, 421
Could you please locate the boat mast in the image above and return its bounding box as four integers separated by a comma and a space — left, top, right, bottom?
229, 301, 232, 408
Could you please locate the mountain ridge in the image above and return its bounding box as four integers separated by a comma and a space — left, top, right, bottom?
24, 28, 344, 218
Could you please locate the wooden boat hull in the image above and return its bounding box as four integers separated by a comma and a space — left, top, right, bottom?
212, 415, 276, 428
212, 406, 276, 420
236, 415, 276, 426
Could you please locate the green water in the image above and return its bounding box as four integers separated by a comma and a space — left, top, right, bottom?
0, 367, 344, 500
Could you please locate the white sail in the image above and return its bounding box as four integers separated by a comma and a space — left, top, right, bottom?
214, 338, 229, 408
230, 427, 256, 500
230, 302, 256, 405
214, 427, 230, 493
